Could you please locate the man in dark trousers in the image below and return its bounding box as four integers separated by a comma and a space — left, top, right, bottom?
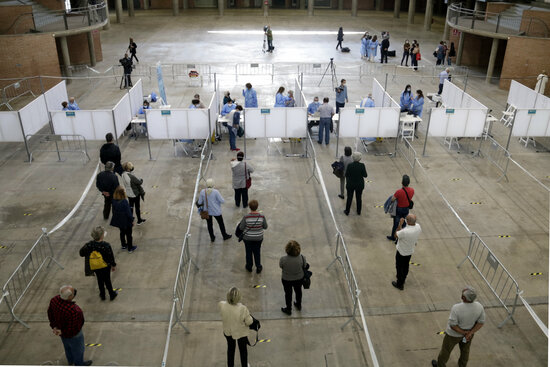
47, 285, 92, 366
100, 133, 122, 174
381, 36, 390, 63
128, 38, 138, 63
119, 53, 133, 88
96, 162, 119, 220
344, 151, 368, 216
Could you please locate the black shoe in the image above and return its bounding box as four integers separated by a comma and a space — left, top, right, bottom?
357, 212, 361, 216
100, 295, 106, 301
392, 281, 404, 290
83, 361, 93, 366
281, 307, 292, 315
256, 266, 263, 274
245, 266, 253, 272
293, 302, 301, 311
128, 246, 137, 253
344, 210, 349, 216
317, 141, 322, 144
338, 195, 344, 199
110, 291, 118, 301
137, 219, 146, 225
223, 234, 232, 241
211, 236, 216, 242
121, 246, 127, 250
431, 360, 438, 367
386, 236, 396, 241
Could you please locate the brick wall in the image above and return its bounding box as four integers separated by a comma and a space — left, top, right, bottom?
36, 0, 65, 10
0, 33, 61, 92
447, 27, 505, 68
0, 5, 35, 35
500, 36, 550, 95
55, 30, 103, 66
520, 10, 550, 38
484, 1, 512, 20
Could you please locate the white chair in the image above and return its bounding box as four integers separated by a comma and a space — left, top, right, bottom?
500, 105, 516, 127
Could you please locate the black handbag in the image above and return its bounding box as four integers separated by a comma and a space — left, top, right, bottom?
402, 188, 414, 210
235, 215, 261, 243
301, 255, 312, 289
331, 161, 344, 178
248, 316, 261, 346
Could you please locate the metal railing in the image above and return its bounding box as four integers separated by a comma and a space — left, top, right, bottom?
1, 229, 64, 329
235, 63, 274, 83
478, 136, 510, 182
458, 232, 520, 328
447, 3, 549, 38
0, 79, 36, 111
305, 132, 380, 367
26, 134, 91, 164
161, 138, 210, 367
397, 138, 417, 181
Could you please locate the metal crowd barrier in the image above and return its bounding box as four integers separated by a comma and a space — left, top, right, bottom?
161, 138, 210, 367
397, 138, 417, 181
478, 136, 510, 182
1, 229, 64, 329
458, 232, 520, 328
26, 134, 91, 165
235, 63, 274, 83
305, 132, 380, 367
0, 79, 36, 111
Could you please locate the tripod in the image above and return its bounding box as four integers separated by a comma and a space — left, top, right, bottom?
319, 58, 337, 88
262, 33, 267, 53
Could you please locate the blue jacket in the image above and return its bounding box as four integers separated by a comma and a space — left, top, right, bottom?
110, 199, 134, 229
197, 189, 225, 217
360, 97, 375, 108
307, 101, 320, 115
411, 97, 424, 117
274, 93, 288, 107
138, 105, 151, 114
68, 102, 80, 110
400, 91, 412, 110
242, 88, 258, 108
221, 103, 236, 116
384, 195, 397, 217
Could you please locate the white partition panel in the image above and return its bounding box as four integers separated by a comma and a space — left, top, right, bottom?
113, 94, 132, 138
187, 109, 210, 139
358, 109, 380, 137
507, 80, 538, 108
337, 108, 359, 138
51, 110, 114, 140
294, 79, 302, 107
511, 109, 531, 137
244, 109, 265, 138
44, 81, 68, 111
465, 109, 487, 137
379, 108, 400, 137
372, 79, 385, 107
0, 112, 24, 142
128, 79, 144, 116
286, 108, 307, 137
512, 109, 550, 137
535, 95, 550, 109
147, 110, 187, 140
19, 95, 49, 136
265, 108, 286, 138
209, 92, 219, 134
445, 110, 470, 137
428, 109, 448, 136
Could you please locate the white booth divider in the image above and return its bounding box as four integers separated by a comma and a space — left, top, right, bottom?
128, 79, 144, 116
44, 81, 68, 111
0, 112, 24, 142
147, 108, 210, 140
51, 110, 115, 140
209, 91, 219, 134
19, 95, 49, 137
244, 107, 307, 138
511, 109, 550, 137
113, 94, 132, 138
507, 80, 540, 108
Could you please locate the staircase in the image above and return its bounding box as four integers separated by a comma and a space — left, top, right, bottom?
1, 0, 64, 33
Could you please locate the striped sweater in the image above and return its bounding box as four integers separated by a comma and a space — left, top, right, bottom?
238, 213, 268, 241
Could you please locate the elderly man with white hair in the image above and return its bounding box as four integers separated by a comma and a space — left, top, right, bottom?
392, 213, 421, 290
438, 67, 451, 95
344, 151, 368, 216
432, 286, 485, 367
47, 285, 92, 366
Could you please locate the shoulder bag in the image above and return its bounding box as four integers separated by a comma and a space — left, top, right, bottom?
200, 190, 210, 220
248, 315, 261, 346
245, 163, 251, 189
402, 188, 414, 210
236, 214, 261, 242
302, 255, 312, 289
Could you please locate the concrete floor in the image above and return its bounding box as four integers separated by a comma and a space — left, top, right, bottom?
0, 8, 548, 367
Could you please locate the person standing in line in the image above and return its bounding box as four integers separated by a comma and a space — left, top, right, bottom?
360, 93, 375, 108
221, 98, 236, 116
96, 162, 119, 220
344, 152, 368, 216
400, 84, 413, 112
197, 178, 232, 243
317, 97, 334, 145
100, 133, 123, 174
447, 42, 456, 66
432, 287, 485, 367
392, 214, 421, 290
387, 174, 414, 241
47, 285, 92, 366
219, 287, 253, 367
225, 105, 243, 152
266, 26, 274, 52
536, 70, 548, 94
110, 186, 137, 253
280, 240, 306, 315
286, 90, 295, 107
368, 35, 379, 62
411, 41, 420, 71
231, 151, 253, 208
128, 38, 138, 63
436, 41, 445, 65
338, 146, 353, 199
242, 83, 258, 108
380, 35, 390, 64
335, 79, 348, 114
121, 162, 146, 225
401, 39, 411, 66
79, 226, 118, 301
438, 68, 451, 95
68, 97, 80, 110
360, 33, 368, 58
336, 27, 344, 50
365, 35, 372, 60
239, 200, 268, 273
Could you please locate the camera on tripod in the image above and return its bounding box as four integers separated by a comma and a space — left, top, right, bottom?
263, 25, 268, 33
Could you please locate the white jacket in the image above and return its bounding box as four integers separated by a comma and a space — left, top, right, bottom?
219, 301, 253, 340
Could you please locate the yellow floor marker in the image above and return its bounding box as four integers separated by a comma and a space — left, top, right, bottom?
252, 285, 266, 288
436, 331, 445, 335
498, 235, 511, 238
409, 262, 421, 266
374, 205, 384, 208
258, 339, 271, 343
48, 187, 56, 190
530, 272, 543, 276
23, 213, 32, 216
86, 344, 102, 347
470, 202, 482, 205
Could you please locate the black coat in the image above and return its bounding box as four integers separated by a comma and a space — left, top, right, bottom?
110, 199, 134, 229
345, 161, 368, 190
96, 171, 119, 196
337, 29, 344, 41
79, 240, 116, 276
99, 143, 123, 174
381, 38, 390, 51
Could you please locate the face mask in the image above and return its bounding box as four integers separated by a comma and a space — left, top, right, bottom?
406, 88, 411, 92
104, 231, 107, 239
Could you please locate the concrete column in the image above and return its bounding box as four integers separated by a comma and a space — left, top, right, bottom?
456, 31, 464, 65
376, 0, 382, 11
87, 31, 96, 67
143, 0, 149, 10
299, 0, 304, 9
351, 0, 357, 16
393, 0, 400, 18
443, 7, 450, 40
307, 0, 313, 15
60, 36, 72, 77
407, 0, 415, 24
423, 0, 433, 30
173, 0, 179, 15
486, 38, 499, 83
183, 0, 188, 9
263, 1, 268, 16
115, 0, 123, 22
103, 0, 111, 30
338, 0, 342, 10
128, 0, 135, 16
219, 0, 224, 15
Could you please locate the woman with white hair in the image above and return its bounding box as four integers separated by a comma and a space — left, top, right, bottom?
197, 178, 232, 243
344, 151, 368, 216
219, 287, 253, 367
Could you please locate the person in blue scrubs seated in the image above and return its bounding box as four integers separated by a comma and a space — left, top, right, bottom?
274, 86, 288, 107
307, 97, 320, 116
410, 90, 424, 118
400, 85, 413, 112
242, 83, 258, 108
286, 90, 295, 107
61, 101, 69, 111
68, 97, 80, 110
189, 99, 201, 109
138, 100, 150, 114
221, 99, 236, 116
360, 93, 375, 108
